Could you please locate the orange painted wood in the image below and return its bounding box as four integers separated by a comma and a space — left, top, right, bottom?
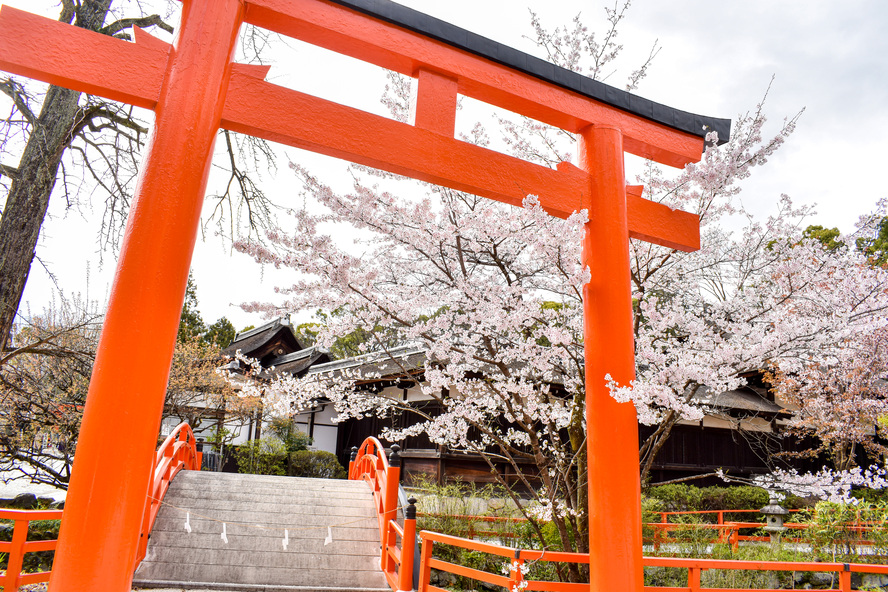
419, 528, 886, 592
428, 558, 511, 588
45, 1, 246, 590
399, 515, 417, 592
222, 67, 588, 219
579, 125, 643, 592
0, 2, 712, 591
0, 6, 169, 109
135, 423, 202, 567
244, 0, 705, 167
224, 69, 700, 251
626, 185, 700, 252
3, 520, 29, 591
0, 10, 700, 253
412, 68, 458, 136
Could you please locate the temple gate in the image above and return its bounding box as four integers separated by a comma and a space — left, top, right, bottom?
0, 0, 729, 589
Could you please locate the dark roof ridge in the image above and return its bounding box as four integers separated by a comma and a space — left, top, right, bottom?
231, 317, 289, 343
328, 0, 731, 144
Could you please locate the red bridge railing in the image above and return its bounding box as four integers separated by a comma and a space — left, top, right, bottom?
134, 421, 202, 567
0, 508, 63, 592
417, 529, 888, 592
349, 437, 417, 592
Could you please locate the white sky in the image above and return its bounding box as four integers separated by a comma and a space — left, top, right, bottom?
5, 0, 887, 330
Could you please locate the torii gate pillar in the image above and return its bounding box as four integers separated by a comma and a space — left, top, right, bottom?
580, 125, 643, 590
46, 1, 244, 589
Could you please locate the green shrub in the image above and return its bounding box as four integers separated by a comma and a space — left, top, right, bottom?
287, 450, 347, 479
798, 500, 888, 564
234, 437, 287, 475
645, 484, 805, 524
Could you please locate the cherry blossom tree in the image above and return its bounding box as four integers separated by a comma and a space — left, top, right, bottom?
230, 3, 888, 564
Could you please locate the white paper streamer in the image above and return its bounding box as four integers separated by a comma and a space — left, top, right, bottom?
184, 512, 192, 533
324, 526, 333, 546
221, 522, 228, 544
282, 529, 289, 550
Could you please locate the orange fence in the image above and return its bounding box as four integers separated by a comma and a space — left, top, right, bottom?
349, 438, 417, 592
418, 529, 888, 592
0, 508, 63, 592
134, 421, 202, 567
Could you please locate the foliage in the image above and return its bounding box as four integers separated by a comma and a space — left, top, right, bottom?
804, 224, 844, 251
267, 416, 312, 454
646, 484, 778, 519
177, 274, 236, 348
233, 436, 287, 476
768, 326, 888, 471
287, 450, 346, 479
856, 208, 888, 267
798, 500, 888, 564
0, 294, 100, 488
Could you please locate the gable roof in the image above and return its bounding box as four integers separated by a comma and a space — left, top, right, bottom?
222, 318, 303, 363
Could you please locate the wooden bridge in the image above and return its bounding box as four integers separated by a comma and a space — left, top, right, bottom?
132, 472, 390, 590
5, 423, 888, 591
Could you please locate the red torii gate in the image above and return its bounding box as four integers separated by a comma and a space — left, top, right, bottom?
0, 0, 729, 590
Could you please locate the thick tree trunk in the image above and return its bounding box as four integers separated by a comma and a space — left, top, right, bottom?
0, 85, 83, 351
0, 1, 111, 352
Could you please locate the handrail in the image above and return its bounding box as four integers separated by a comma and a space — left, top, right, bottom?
349, 438, 417, 591
0, 508, 63, 592
655, 508, 804, 524
134, 421, 202, 568
417, 529, 888, 592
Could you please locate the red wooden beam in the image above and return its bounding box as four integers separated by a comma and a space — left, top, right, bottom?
0, 5, 700, 253
0, 6, 168, 109
223, 67, 700, 251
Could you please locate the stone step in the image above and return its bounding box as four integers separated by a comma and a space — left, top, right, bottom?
134, 472, 388, 591
149, 521, 380, 543
135, 561, 388, 588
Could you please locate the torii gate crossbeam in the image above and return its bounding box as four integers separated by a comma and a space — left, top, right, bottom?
0, 0, 730, 590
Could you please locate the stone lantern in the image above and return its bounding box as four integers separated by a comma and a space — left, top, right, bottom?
760, 496, 789, 542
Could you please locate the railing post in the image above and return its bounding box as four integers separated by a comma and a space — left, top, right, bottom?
509, 551, 525, 592
718, 511, 724, 525
348, 446, 358, 479
399, 497, 418, 592
383, 445, 402, 574
730, 524, 739, 552
3, 518, 29, 591
839, 565, 851, 592
417, 533, 433, 592
688, 566, 701, 592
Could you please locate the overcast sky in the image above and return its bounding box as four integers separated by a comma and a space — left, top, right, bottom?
6, 0, 888, 330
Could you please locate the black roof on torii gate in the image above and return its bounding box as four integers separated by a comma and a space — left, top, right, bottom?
329, 0, 732, 145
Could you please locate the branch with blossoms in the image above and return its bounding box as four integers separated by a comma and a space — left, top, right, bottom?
718, 466, 888, 504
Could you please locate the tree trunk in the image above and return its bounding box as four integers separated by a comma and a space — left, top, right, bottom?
0, 0, 112, 353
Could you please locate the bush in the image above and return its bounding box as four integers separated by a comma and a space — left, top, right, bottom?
234, 437, 287, 475
645, 484, 806, 523
287, 450, 347, 479
798, 500, 888, 564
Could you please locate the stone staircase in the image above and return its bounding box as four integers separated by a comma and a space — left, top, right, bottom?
133, 471, 390, 591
